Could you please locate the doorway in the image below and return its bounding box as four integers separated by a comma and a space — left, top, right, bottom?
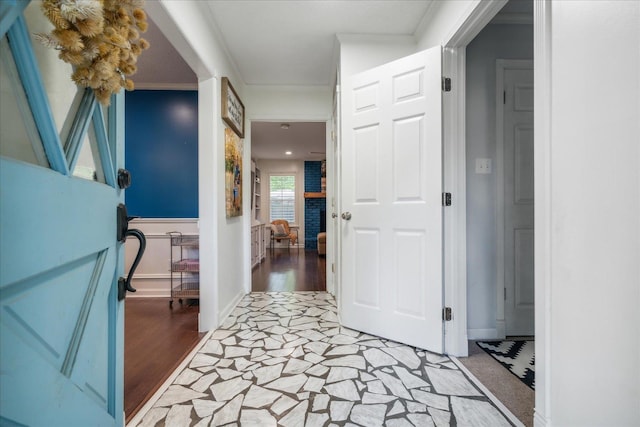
250, 121, 328, 292
464, 7, 534, 341
457, 0, 535, 425
121, 15, 202, 422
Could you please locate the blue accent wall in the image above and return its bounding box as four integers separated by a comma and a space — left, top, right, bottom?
304, 161, 326, 249
125, 90, 198, 218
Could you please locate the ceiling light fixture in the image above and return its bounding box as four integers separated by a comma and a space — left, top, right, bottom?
280, 123, 290, 130
285, 151, 292, 155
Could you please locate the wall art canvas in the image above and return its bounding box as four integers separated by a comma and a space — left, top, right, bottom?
225, 127, 243, 217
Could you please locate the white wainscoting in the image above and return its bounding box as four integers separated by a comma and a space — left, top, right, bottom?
124, 218, 199, 297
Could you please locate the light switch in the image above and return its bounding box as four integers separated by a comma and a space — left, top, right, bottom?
475, 158, 492, 174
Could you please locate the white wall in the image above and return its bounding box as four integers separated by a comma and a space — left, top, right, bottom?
255, 159, 305, 247
148, 1, 249, 331
338, 34, 417, 81
535, 1, 640, 425
465, 23, 533, 339
245, 85, 331, 121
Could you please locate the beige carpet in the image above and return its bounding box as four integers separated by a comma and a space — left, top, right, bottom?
457, 341, 534, 427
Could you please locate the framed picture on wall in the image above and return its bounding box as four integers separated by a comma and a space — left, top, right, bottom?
221, 77, 245, 138
225, 128, 243, 217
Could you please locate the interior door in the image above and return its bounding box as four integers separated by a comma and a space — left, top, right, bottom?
503, 63, 534, 336
340, 47, 443, 353
0, 3, 125, 425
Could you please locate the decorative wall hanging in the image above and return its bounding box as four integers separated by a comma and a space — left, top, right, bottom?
36, 0, 150, 105
221, 77, 245, 138
225, 128, 243, 218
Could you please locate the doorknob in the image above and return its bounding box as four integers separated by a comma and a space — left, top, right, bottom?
331, 212, 338, 218
117, 168, 132, 189
341, 212, 352, 220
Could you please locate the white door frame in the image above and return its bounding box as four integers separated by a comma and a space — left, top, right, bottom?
444, 1, 551, 425
495, 59, 534, 338
439, 0, 508, 357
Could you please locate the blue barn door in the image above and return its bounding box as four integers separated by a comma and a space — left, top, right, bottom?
0, 2, 127, 425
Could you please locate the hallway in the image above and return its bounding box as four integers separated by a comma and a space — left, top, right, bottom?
252, 249, 326, 292
132, 292, 517, 426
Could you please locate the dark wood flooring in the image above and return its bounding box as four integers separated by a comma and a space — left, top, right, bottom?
124, 298, 204, 423
252, 248, 326, 292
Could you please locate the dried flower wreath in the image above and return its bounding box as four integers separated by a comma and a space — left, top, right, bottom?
35, 0, 150, 105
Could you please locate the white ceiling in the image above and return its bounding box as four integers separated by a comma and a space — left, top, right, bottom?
205, 1, 434, 86
135, 0, 529, 161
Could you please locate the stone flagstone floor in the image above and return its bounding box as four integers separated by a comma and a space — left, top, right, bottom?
134, 292, 514, 427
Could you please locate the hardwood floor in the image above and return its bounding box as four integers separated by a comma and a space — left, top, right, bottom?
252, 248, 326, 292
124, 298, 204, 423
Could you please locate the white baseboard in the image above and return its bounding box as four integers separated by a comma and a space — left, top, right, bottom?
126, 288, 170, 298
219, 290, 245, 324
128, 274, 171, 298
534, 411, 549, 427
450, 357, 525, 427
467, 328, 499, 340
496, 319, 506, 339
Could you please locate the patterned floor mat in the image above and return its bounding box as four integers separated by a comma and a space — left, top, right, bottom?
476, 340, 535, 390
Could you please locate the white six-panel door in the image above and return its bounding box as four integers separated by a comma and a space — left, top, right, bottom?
502, 64, 534, 336
340, 47, 443, 353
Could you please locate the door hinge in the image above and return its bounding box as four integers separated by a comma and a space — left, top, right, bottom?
443, 307, 452, 321
504, 287, 507, 300
442, 192, 452, 206
332, 263, 335, 274
442, 77, 452, 92
503, 90, 506, 104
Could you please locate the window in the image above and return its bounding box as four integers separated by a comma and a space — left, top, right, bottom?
270, 175, 295, 223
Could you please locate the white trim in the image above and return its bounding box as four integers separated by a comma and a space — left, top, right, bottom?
444, 0, 508, 47
126, 274, 171, 298
218, 290, 245, 325
449, 356, 526, 427
467, 328, 499, 341
496, 319, 506, 339
125, 288, 169, 298
441, 0, 506, 358
126, 233, 198, 240
129, 218, 199, 224
495, 59, 534, 340
125, 329, 213, 427
533, 0, 552, 425
496, 59, 506, 339
132, 82, 198, 91
442, 47, 468, 357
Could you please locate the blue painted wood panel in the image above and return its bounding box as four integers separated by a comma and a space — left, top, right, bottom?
125, 90, 198, 218
0, 4, 124, 424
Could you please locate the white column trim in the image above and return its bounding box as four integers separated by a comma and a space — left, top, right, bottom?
442, 47, 468, 357
533, 1, 552, 426
441, 0, 507, 358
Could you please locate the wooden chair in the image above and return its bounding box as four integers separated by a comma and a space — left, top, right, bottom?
270, 219, 299, 251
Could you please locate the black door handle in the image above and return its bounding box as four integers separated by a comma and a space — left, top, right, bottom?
116, 204, 146, 300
